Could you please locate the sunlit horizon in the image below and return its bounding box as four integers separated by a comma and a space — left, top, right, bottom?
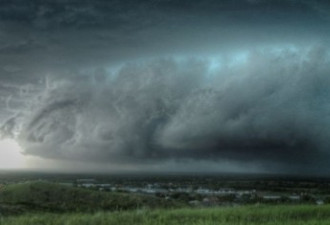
0, 138, 27, 169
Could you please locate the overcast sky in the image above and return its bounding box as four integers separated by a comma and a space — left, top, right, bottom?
0, 0, 330, 174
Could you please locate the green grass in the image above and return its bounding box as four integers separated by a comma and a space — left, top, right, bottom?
0, 182, 180, 215
1, 205, 330, 225
1, 182, 329, 224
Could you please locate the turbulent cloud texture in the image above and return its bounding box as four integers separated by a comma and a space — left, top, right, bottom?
0, 0, 330, 173
15, 46, 330, 172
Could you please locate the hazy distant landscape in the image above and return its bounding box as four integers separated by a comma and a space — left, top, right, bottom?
1, 172, 330, 224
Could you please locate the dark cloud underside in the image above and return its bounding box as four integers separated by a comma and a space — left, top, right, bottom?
0, 0, 330, 174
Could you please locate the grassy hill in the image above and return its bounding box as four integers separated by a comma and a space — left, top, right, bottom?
1, 182, 329, 225
0, 182, 180, 215
1, 204, 330, 225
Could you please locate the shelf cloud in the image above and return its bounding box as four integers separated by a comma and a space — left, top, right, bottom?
0, 0, 330, 174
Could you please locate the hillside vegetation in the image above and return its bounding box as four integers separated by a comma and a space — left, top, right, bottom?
0, 182, 329, 225
1, 205, 330, 225
0, 182, 180, 215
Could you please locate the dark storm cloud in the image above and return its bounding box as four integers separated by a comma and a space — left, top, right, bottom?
1, 0, 330, 173
16, 47, 330, 173
0, 0, 327, 77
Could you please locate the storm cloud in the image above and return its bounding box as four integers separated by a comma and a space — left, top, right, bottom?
15, 46, 330, 172
0, 0, 330, 173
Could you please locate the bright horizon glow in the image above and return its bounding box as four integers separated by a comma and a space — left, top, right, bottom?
0, 139, 27, 169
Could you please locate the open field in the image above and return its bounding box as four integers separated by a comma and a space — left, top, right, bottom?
1, 205, 330, 225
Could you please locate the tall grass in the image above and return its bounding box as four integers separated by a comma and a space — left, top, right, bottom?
1, 204, 330, 225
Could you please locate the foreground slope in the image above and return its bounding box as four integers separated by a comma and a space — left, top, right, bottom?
0, 182, 179, 214
1, 205, 330, 225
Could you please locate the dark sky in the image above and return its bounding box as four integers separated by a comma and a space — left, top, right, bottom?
0, 0, 330, 174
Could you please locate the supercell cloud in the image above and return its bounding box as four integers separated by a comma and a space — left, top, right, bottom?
0, 0, 330, 174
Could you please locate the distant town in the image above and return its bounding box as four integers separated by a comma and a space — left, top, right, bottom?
2, 172, 327, 207
71, 177, 326, 206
